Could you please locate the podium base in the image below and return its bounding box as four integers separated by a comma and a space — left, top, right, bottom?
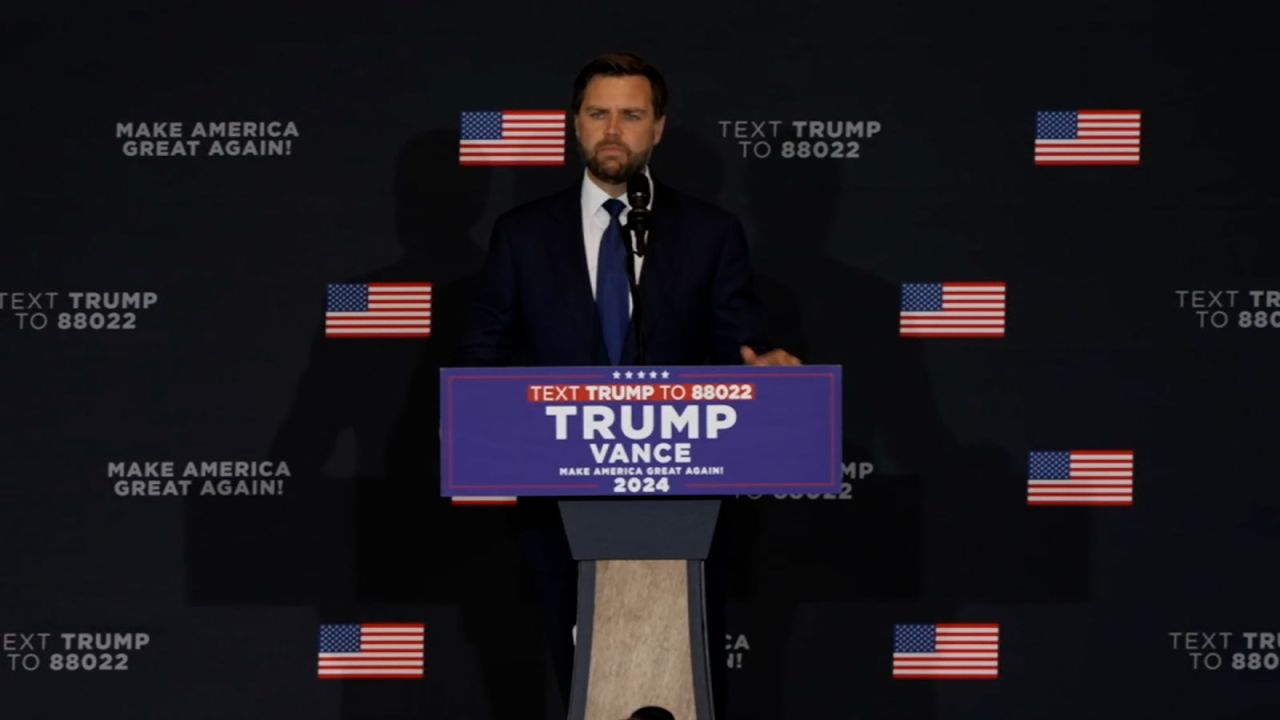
568, 559, 712, 720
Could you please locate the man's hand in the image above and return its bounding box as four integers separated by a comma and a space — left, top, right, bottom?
740, 345, 801, 366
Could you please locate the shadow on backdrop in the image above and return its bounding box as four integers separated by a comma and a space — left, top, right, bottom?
725, 142, 1090, 718
185, 129, 561, 719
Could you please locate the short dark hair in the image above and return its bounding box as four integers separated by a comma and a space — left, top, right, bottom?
630, 707, 675, 720
571, 52, 669, 118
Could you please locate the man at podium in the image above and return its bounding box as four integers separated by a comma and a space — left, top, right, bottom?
457, 51, 797, 369
456, 52, 798, 714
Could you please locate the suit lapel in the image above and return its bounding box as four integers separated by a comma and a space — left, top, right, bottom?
544, 185, 602, 360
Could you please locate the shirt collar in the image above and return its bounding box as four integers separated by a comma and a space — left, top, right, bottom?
580, 167, 655, 216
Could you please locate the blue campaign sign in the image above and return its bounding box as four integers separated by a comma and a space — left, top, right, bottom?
440, 365, 842, 497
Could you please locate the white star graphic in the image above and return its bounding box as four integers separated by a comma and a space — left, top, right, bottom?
625, 371, 634, 379
661, 370, 670, 379
612, 371, 621, 379
649, 371, 658, 379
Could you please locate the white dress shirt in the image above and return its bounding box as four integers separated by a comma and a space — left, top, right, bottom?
580, 168, 653, 305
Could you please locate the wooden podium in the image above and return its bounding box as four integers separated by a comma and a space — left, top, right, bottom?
440, 364, 842, 720
559, 499, 720, 720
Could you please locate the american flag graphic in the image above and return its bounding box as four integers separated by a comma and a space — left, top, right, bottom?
459, 110, 566, 166
317, 623, 424, 679
451, 496, 518, 506
1028, 450, 1134, 506
893, 624, 1000, 679
1034, 110, 1141, 166
325, 283, 431, 338
899, 282, 1006, 337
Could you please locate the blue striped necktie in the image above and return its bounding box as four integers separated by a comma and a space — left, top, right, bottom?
596, 198, 629, 365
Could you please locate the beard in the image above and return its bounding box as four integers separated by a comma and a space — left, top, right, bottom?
580, 140, 651, 184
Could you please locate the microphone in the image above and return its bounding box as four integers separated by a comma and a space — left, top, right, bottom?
625, 173, 652, 257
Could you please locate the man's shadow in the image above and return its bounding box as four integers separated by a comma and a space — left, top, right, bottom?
706, 145, 1089, 718
185, 130, 558, 718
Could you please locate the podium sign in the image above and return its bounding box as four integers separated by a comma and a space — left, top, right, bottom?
441, 365, 841, 498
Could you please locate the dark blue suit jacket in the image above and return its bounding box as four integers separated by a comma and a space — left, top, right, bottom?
457, 180, 767, 367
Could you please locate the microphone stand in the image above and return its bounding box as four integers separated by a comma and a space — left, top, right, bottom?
622, 223, 646, 365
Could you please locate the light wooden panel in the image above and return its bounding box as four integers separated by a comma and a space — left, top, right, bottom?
584, 559, 695, 720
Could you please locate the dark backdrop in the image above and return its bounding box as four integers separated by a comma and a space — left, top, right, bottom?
4, 2, 1279, 718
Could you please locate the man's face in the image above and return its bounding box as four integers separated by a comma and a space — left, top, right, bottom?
575, 74, 666, 185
